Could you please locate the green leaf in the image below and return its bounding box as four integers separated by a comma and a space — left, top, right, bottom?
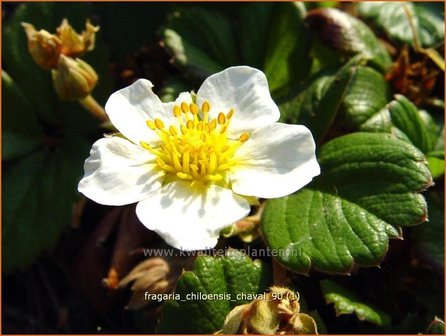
261, 133, 432, 274
280, 55, 365, 142
156, 250, 272, 334
411, 191, 444, 271
2, 131, 42, 162
427, 154, 445, 179
357, 2, 445, 48
92, 3, 171, 60
320, 279, 391, 326
360, 95, 444, 177
340, 66, 391, 129
426, 120, 444, 178
305, 8, 392, 72
237, 3, 275, 69
2, 71, 43, 161
161, 3, 312, 92
161, 7, 236, 82
308, 34, 342, 75
2, 136, 90, 272
387, 95, 436, 154
263, 2, 311, 97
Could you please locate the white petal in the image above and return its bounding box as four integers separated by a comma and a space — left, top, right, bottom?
78, 137, 164, 206
231, 123, 320, 199
196, 66, 280, 135
105, 79, 176, 145
136, 181, 250, 250
174, 91, 193, 105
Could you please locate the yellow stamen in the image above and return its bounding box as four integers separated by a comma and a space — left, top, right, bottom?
146, 120, 156, 130
183, 150, 190, 173
181, 102, 189, 113
154, 118, 164, 130
140, 141, 152, 151
190, 103, 198, 115
143, 102, 248, 184
172, 154, 182, 171
239, 132, 250, 142
169, 126, 178, 136
181, 124, 188, 135
156, 158, 177, 174
177, 172, 193, 180
173, 106, 181, 117
202, 101, 210, 113
209, 152, 217, 173
204, 174, 222, 181
218, 112, 226, 125
211, 119, 217, 129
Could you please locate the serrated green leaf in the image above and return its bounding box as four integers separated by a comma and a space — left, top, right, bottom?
237, 3, 274, 69
280, 55, 366, 143
261, 133, 432, 274
340, 66, 391, 129
263, 2, 311, 97
357, 2, 444, 48
163, 27, 225, 83
161, 3, 312, 93
156, 250, 272, 334
360, 95, 444, 177
320, 279, 391, 326
388, 95, 436, 154
278, 71, 332, 125
161, 7, 236, 83
308, 34, 342, 76
412, 191, 444, 271
2, 136, 90, 272
305, 8, 392, 72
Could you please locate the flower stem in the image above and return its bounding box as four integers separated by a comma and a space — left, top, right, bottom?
79, 95, 108, 122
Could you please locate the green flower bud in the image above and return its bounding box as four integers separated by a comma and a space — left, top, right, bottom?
51, 55, 98, 100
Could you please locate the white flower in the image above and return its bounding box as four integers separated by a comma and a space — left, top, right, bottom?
78, 66, 320, 250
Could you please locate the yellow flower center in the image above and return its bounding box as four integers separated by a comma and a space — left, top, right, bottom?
141, 101, 249, 185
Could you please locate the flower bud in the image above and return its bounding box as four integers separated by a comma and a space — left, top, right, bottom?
118, 258, 175, 310
57, 19, 99, 57
52, 55, 98, 100
21, 22, 62, 69
221, 286, 318, 334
